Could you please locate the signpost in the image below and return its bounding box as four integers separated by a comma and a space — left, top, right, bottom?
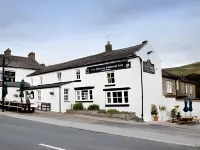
1, 55, 14, 112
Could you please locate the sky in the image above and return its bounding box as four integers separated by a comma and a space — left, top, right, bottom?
0, 0, 200, 68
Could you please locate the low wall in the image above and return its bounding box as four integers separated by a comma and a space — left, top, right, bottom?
157, 97, 200, 121
66, 110, 136, 121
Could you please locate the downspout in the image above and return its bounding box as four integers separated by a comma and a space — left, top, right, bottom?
59, 87, 61, 113
136, 56, 144, 121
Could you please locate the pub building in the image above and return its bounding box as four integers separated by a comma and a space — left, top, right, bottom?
25, 40, 162, 122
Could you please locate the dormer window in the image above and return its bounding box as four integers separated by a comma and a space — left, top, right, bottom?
57, 72, 62, 81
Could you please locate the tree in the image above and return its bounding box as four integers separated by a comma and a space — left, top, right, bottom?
19, 79, 25, 103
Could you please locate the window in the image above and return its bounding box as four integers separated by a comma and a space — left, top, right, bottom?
107, 72, 115, 84
40, 76, 43, 84
106, 91, 128, 104
76, 70, 80, 79
185, 84, 188, 94
76, 90, 93, 101
57, 72, 62, 81
190, 86, 192, 94
176, 80, 179, 90
64, 89, 69, 101
38, 90, 41, 101
166, 81, 172, 93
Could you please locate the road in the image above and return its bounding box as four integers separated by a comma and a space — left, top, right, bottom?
0, 115, 195, 150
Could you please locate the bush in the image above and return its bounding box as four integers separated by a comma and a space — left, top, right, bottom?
107, 109, 119, 114
73, 102, 84, 110
151, 104, 158, 116
171, 108, 177, 119
87, 104, 100, 110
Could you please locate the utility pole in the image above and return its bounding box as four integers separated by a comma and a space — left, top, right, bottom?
2, 56, 5, 112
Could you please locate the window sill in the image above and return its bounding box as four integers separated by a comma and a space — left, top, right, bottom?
105, 84, 115, 87
75, 101, 93, 103
105, 104, 129, 107
74, 80, 81, 82
64, 101, 71, 102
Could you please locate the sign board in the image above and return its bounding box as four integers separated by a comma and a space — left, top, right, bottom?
4, 70, 15, 82
143, 60, 155, 74
86, 61, 131, 74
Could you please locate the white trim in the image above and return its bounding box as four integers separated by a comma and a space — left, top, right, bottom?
166, 80, 172, 93
105, 90, 129, 105
190, 85, 192, 94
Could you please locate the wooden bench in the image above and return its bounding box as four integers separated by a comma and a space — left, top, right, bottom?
38, 103, 51, 111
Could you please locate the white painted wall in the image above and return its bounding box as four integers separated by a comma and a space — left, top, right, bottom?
157, 97, 200, 121
0, 67, 36, 82
27, 88, 60, 112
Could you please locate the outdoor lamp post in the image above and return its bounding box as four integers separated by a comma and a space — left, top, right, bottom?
1, 52, 11, 112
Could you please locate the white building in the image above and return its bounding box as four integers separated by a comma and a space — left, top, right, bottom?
25, 41, 163, 122
0, 49, 42, 102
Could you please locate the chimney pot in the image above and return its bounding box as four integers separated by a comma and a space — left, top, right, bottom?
40, 64, 45, 67
28, 52, 35, 60
142, 40, 148, 44
105, 41, 112, 52
4, 48, 11, 56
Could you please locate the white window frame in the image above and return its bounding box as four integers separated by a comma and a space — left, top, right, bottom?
107, 72, 115, 84
64, 89, 69, 101
105, 90, 129, 105
176, 80, 179, 90
76, 69, 80, 79
38, 90, 41, 101
190, 85, 192, 94
166, 81, 172, 93
76, 90, 93, 101
185, 84, 188, 94
40, 76, 43, 84
57, 72, 62, 81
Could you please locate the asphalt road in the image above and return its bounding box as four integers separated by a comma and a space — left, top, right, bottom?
0, 115, 196, 150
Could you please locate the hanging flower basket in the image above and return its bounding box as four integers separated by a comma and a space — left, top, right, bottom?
50, 92, 54, 95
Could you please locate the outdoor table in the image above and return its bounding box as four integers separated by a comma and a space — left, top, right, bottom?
177, 116, 193, 125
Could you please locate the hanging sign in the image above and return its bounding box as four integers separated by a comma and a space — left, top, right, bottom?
4, 70, 15, 82
86, 61, 131, 74
143, 60, 155, 74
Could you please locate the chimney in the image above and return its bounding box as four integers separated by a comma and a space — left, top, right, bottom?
142, 40, 148, 44
4, 48, 11, 56
105, 41, 112, 52
28, 52, 35, 60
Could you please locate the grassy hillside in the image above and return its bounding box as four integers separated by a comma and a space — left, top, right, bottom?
165, 61, 200, 98
165, 61, 200, 76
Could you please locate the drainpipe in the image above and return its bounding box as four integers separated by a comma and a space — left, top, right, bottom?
59, 87, 61, 113
136, 56, 144, 121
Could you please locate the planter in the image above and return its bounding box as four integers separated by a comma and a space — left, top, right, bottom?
153, 115, 159, 121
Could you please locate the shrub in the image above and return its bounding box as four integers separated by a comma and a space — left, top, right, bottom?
87, 104, 100, 110
151, 104, 158, 116
107, 109, 119, 114
171, 108, 177, 119
73, 102, 84, 110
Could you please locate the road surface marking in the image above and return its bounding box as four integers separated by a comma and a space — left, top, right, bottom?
39, 143, 66, 150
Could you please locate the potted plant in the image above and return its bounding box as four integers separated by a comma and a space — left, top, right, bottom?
151, 104, 159, 121
50, 91, 54, 95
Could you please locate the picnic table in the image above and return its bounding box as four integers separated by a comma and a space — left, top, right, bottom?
0, 101, 35, 113
177, 116, 200, 125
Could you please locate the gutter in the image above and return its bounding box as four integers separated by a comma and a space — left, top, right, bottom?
59, 86, 61, 113
136, 56, 144, 121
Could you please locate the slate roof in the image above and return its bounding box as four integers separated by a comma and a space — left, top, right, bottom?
25, 81, 74, 90
0, 55, 41, 70
162, 70, 195, 84
0, 82, 31, 88
27, 41, 147, 76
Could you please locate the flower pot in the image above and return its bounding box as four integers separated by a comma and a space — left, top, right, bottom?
153, 115, 159, 121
